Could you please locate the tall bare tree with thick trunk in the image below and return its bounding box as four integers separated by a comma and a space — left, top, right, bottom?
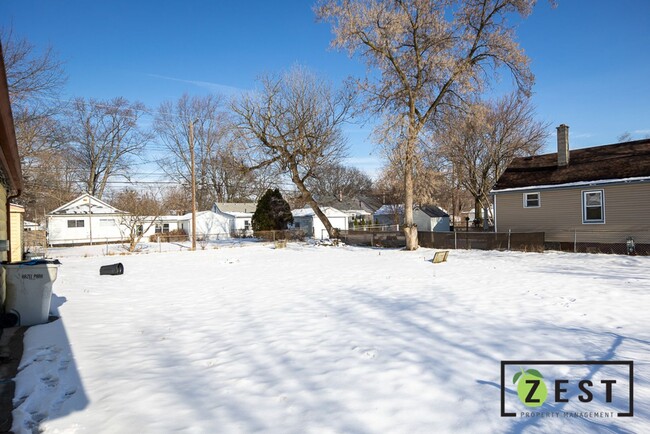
65, 97, 150, 199
436, 92, 548, 225
232, 67, 354, 238
317, 0, 536, 249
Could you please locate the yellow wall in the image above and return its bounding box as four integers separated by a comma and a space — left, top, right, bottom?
0, 186, 6, 305
9, 204, 24, 262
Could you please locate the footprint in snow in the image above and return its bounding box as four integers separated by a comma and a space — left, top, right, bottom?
352, 346, 379, 359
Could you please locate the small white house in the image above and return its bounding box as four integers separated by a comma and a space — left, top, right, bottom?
290, 206, 349, 239
213, 203, 256, 237
178, 211, 231, 240
47, 193, 181, 245
47, 194, 126, 245
24, 221, 42, 231
413, 205, 450, 232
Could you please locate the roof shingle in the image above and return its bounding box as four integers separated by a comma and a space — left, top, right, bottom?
493, 139, 650, 191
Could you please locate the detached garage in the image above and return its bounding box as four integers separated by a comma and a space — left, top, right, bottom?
413, 205, 450, 232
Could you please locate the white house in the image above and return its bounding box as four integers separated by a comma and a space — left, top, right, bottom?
24, 220, 42, 231
290, 206, 349, 239
178, 211, 231, 240
212, 203, 256, 237
46, 193, 180, 246
413, 205, 451, 232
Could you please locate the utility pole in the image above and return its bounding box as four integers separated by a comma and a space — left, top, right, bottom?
189, 120, 197, 251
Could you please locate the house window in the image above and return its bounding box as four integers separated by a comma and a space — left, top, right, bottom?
137, 225, 144, 236
582, 190, 605, 223
523, 192, 540, 208
67, 219, 84, 228
155, 223, 170, 233
244, 220, 250, 230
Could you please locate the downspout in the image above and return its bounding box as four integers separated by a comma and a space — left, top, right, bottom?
6, 188, 21, 262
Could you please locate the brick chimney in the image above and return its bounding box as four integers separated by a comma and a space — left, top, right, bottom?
557, 124, 569, 167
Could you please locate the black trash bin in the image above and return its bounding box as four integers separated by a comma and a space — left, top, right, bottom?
100, 263, 124, 276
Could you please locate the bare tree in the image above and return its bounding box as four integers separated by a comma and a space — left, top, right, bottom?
232, 67, 354, 238
65, 97, 150, 199
373, 114, 445, 206
1, 27, 65, 104
112, 188, 164, 252
305, 162, 373, 200
436, 93, 548, 224
317, 0, 536, 249
1, 27, 71, 220
154, 93, 254, 209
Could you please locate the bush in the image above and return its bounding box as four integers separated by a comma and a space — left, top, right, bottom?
149, 228, 188, 243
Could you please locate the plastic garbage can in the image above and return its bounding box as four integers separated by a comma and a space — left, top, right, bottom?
3, 259, 61, 326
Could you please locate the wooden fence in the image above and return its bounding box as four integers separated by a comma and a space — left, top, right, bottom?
339, 230, 545, 252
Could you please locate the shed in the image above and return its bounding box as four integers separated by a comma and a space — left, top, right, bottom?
413, 205, 450, 232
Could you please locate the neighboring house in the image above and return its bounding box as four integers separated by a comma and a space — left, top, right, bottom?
213, 202, 256, 237
0, 46, 24, 271
491, 124, 650, 245
373, 204, 404, 226
316, 195, 382, 226
178, 211, 231, 240
413, 205, 451, 232
290, 206, 349, 239
24, 220, 42, 231
47, 193, 180, 245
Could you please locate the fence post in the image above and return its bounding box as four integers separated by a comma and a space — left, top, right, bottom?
508, 229, 511, 251
371, 232, 374, 247
574, 230, 577, 253
454, 230, 457, 250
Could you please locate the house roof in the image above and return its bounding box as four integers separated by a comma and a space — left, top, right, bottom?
373, 204, 404, 216
48, 193, 125, 215
214, 202, 257, 214
493, 139, 650, 192
315, 195, 383, 213
179, 210, 225, 221
292, 206, 348, 218
415, 205, 449, 218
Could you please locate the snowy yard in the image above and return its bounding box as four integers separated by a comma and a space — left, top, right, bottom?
11, 241, 650, 433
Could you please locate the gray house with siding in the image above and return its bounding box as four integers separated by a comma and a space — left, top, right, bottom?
491, 124, 650, 246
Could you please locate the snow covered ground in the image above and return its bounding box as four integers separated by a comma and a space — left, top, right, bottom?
10, 241, 650, 433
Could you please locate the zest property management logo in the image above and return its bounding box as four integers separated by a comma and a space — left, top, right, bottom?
500, 361, 634, 418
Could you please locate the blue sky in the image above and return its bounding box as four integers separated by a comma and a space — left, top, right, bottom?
2, 0, 650, 178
